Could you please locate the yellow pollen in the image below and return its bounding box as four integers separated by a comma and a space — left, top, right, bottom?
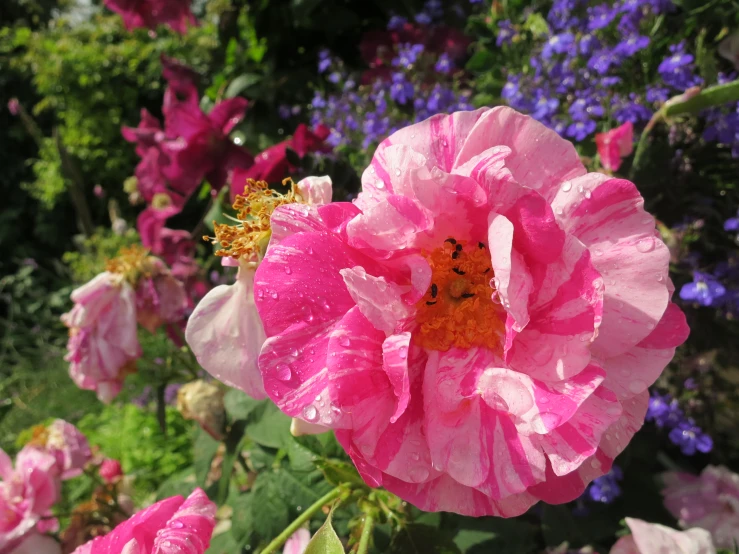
208, 178, 300, 262
105, 245, 157, 285
27, 424, 49, 448
414, 239, 505, 353
151, 193, 172, 209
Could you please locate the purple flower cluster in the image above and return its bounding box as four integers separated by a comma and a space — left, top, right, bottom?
309, 16, 472, 152
679, 251, 739, 315
646, 391, 713, 456
587, 466, 623, 503
702, 73, 739, 158
500, 0, 706, 143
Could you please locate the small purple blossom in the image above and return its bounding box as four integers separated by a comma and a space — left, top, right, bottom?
496, 20, 516, 47
317, 48, 332, 73
387, 15, 408, 31
566, 119, 596, 141
542, 32, 575, 60
680, 271, 727, 306
390, 73, 414, 105
392, 43, 425, 68
587, 466, 623, 503
668, 419, 714, 455
615, 34, 650, 57
587, 4, 618, 31
435, 52, 454, 74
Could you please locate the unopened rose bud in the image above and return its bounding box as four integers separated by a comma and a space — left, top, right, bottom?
99, 458, 123, 483
177, 380, 225, 440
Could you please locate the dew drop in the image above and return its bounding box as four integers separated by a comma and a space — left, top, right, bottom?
339, 336, 351, 347
410, 452, 420, 461
376, 180, 385, 189
284, 266, 292, 275
256, 289, 264, 299
629, 380, 646, 394
270, 291, 279, 300
410, 467, 430, 482
555, 207, 564, 215
636, 237, 655, 253
584, 190, 592, 199
398, 345, 408, 359
303, 405, 319, 422
590, 459, 601, 469
561, 181, 572, 192
307, 246, 314, 255
276, 364, 292, 381
594, 249, 603, 256
395, 168, 401, 176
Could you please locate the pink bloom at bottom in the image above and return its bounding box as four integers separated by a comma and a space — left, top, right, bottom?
0, 448, 59, 554
610, 518, 715, 554
253, 107, 688, 517
99, 459, 124, 484
71, 488, 216, 554
595, 122, 633, 172
662, 465, 739, 549
62, 273, 141, 403
283, 528, 311, 554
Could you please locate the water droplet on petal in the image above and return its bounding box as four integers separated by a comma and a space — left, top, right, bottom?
561, 181, 572, 192
555, 207, 564, 215
636, 237, 655, 253
410, 452, 420, 461
276, 364, 292, 381
629, 380, 646, 394
395, 168, 401, 176
584, 190, 592, 199
590, 459, 601, 469
339, 336, 351, 347
410, 466, 429, 482
284, 266, 292, 275
398, 346, 408, 359
303, 405, 319, 422
170, 521, 184, 529
376, 180, 385, 189
594, 249, 603, 256
270, 291, 279, 300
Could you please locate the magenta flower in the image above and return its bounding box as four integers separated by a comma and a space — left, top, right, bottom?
595, 122, 634, 172
99, 459, 124, 484
252, 107, 688, 516
663, 466, 739, 549
186, 177, 334, 399
0, 448, 59, 553
136, 206, 199, 281
62, 272, 141, 403
610, 518, 715, 554
25, 420, 92, 480
71, 488, 216, 554
103, 0, 196, 34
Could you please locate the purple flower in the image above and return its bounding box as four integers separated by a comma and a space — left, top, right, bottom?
587, 4, 618, 31
532, 96, 560, 121
588, 48, 622, 74
668, 419, 713, 455
414, 12, 432, 25
387, 15, 408, 30
659, 42, 702, 90
725, 217, 739, 232
615, 34, 650, 57
542, 32, 575, 60
684, 378, 698, 390
646, 393, 684, 428
165, 383, 182, 405
569, 97, 604, 121
496, 20, 516, 47
646, 86, 670, 104
659, 42, 693, 73
579, 34, 600, 56
392, 43, 425, 68
278, 104, 292, 120
680, 271, 727, 306
613, 95, 652, 124
317, 48, 332, 73
327, 72, 342, 84
587, 466, 623, 503
435, 52, 454, 74
566, 119, 596, 141
390, 73, 415, 105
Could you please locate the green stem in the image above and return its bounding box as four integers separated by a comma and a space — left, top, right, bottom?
356, 513, 375, 554
260, 487, 344, 554
629, 113, 661, 179
664, 79, 739, 117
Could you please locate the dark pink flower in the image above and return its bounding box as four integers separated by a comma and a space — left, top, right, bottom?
99, 460, 123, 484
136, 207, 199, 281
230, 124, 330, 200
7, 99, 20, 116
71, 488, 216, 554
103, 0, 197, 34
595, 122, 634, 172
134, 257, 189, 333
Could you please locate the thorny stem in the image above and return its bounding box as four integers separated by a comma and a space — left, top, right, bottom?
260, 486, 344, 554
356, 513, 375, 554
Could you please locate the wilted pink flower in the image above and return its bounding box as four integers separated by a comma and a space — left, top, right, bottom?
62, 271, 141, 403
71, 488, 216, 554
662, 465, 739, 549
134, 257, 189, 333
283, 528, 311, 554
99, 459, 124, 484
103, 0, 196, 34
252, 107, 688, 516
595, 122, 633, 172
25, 420, 92, 480
230, 124, 330, 200
186, 176, 333, 399
0, 448, 59, 553
610, 518, 715, 554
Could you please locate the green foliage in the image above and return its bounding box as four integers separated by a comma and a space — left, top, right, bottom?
62, 226, 140, 282
304, 510, 344, 554
77, 404, 194, 502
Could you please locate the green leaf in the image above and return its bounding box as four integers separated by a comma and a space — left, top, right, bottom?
224, 389, 262, 421
230, 472, 290, 546
206, 530, 241, 554
389, 525, 461, 554
225, 74, 262, 98
304, 510, 344, 554
193, 427, 220, 486
315, 459, 365, 487
453, 518, 538, 554
465, 49, 495, 72
523, 12, 550, 38
245, 401, 292, 449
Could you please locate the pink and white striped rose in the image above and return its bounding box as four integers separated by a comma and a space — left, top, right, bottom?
252, 107, 688, 516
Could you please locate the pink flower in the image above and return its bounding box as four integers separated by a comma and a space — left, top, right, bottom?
186, 176, 333, 399
25, 420, 92, 480
71, 488, 216, 554
134, 257, 189, 333
99, 459, 124, 484
283, 528, 311, 554
103, 0, 196, 34
0, 448, 59, 553
230, 124, 329, 200
252, 107, 688, 516
662, 465, 739, 549
610, 518, 715, 554
6, 532, 61, 554
595, 122, 634, 172
62, 272, 141, 403
7, 99, 19, 116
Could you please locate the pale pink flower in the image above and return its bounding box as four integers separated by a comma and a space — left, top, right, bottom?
134, 257, 189, 333
283, 528, 311, 554
99, 459, 123, 484
186, 176, 333, 399
662, 465, 739, 549
253, 107, 688, 516
6, 533, 61, 554
0, 448, 59, 553
71, 488, 216, 554
25, 420, 92, 480
595, 122, 634, 172
610, 518, 715, 554
62, 272, 141, 403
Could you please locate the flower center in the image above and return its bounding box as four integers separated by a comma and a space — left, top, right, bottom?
414, 238, 505, 353
106, 245, 157, 284
208, 178, 300, 263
